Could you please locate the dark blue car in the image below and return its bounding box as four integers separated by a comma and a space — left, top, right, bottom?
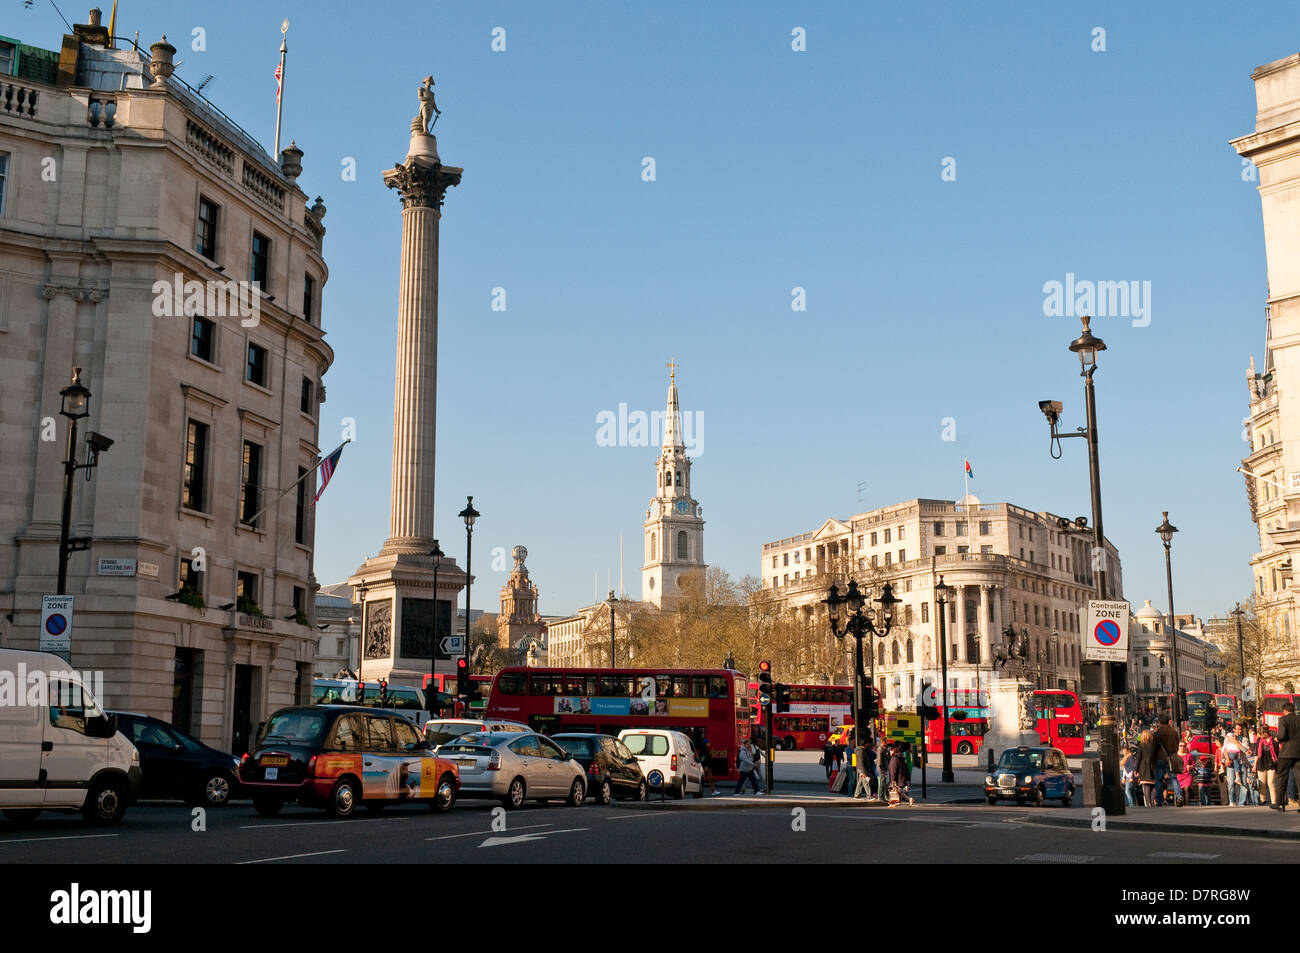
984, 745, 1075, 806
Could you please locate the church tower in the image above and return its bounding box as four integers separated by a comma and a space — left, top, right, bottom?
642, 363, 705, 608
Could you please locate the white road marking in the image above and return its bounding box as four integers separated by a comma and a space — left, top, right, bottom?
1148, 851, 1220, 859
1015, 852, 1096, 863
479, 827, 588, 847
238, 849, 348, 864
605, 813, 677, 820
239, 816, 411, 830
427, 823, 553, 841
0, 833, 120, 846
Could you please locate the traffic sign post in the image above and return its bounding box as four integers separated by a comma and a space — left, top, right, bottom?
41, 595, 73, 661
1083, 601, 1129, 662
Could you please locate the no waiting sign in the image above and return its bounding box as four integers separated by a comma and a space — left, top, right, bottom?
1083, 600, 1129, 662
41, 594, 74, 655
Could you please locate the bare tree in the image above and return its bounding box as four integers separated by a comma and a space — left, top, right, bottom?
1218, 597, 1300, 698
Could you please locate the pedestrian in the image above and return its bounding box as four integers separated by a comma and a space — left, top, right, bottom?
733, 738, 761, 795
1137, 729, 1159, 807
831, 737, 845, 774
697, 734, 717, 796
887, 744, 914, 806
1120, 746, 1138, 807
1195, 755, 1214, 805
823, 737, 835, 780
1272, 701, 1300, 812
752, 740, 765, 788
853, 734, 875, 800
1154, 715, 1180, 806
1174, 745, 1193, 807
1221, 732, 1250, 807
1255, 729, 1279, 806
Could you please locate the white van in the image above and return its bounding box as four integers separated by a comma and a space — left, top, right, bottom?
0, 649, 141, 824
617, 729, 703, 799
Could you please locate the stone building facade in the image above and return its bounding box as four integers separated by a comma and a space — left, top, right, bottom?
497, 546, 545, 657
1233, 52, 1300, 667
760, 497, 1124, 707
0, 14, 332, 753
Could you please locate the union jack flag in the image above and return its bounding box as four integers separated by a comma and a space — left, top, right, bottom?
275, 63, 282, 104
315, 443, 346, 502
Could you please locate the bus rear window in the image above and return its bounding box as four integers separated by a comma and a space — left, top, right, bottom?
623, 734, 669, 756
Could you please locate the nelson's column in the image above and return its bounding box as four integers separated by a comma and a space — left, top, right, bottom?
349, 77, 468, 690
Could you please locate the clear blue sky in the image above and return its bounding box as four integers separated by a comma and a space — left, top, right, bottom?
21, 0, 1297, 620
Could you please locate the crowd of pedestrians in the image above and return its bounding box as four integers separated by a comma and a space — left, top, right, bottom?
1117, 701, 1300, 811
820, 730, 916, 806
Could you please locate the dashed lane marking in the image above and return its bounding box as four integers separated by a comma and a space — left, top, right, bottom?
427, 823, 553, 841
238, 849, 348, 864
0, 833, 120, 846
1147, 851, 1220, 859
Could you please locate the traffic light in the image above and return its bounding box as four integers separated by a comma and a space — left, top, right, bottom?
357, 681, 366, 704
862, 678, 878, 721
758, 659, 773, 708
378, 678, 389, 706
774, 683, 792, 713
456, 657, 469, 702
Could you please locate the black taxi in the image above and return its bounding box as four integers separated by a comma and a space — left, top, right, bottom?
239, 706, 459, 818
984, 745, 1075, 806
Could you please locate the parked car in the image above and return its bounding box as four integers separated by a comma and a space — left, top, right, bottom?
828, 725, 854, 747
617, 729, 704, 799
1187, 735, 1221, 763
551, 733, 649, 803
238, 705, 459, 818
984, 745, 1075, 806
110, 711, 240, 807
423, 717, 528, 749
0, 649, 140, 825
439, 731, 587, 809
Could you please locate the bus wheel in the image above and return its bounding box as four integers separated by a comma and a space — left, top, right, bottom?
957, 741, 973, 756
783, 736, 796, 751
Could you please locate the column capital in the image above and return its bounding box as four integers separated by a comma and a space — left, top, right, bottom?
384, 158, 463, 210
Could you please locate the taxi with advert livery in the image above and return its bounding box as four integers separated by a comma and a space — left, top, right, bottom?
239, 706, 459, 818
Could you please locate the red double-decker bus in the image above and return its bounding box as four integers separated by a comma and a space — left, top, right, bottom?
759, 685, 854, 750
925, 708, 989, 755
1032, 689, 1086, 755
1214, 694, 1239, 730
1262, 693, 1300, 732
485, 667, 751, 780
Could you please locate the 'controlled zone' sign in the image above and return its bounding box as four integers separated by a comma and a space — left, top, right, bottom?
1083, 600, 1129, 662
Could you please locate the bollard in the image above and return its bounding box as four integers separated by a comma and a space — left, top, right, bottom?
1082, 760, 1103, 807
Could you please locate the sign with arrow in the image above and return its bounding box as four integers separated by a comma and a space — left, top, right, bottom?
479, 828, 588, 848
440, 636, 465, 655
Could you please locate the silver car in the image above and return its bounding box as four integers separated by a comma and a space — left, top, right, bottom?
439, 731, 587, 809
423, 718, 528, 749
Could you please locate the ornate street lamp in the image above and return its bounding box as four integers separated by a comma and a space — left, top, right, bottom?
1155, 511, 1183, 727
57, 367, 95, 599
458, 496, 480, 706
1231, 603, 1248, 724
824, 580, 898, 744
1039, 314, 1123, 816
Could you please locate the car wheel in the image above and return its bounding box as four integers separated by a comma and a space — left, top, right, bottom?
957, 741, 973, 756
501, 777, 525, 810
985, 795, 997, 806
81, 777, 127, 825
327, 778, 358, 818
431, 773, 456, 813
670, 780, 685, 800
691, 779, 704, 799
783, 736, 796, 751
634, 781, 648, 802
567, 779, 586, 807
1062, 785, 1074, 808
197, 772, 233, 807
2, 809, 41, 823
252, 794, 284, 817
597, 779, 612, 805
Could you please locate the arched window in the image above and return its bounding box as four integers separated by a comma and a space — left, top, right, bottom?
650, 533, 656, 561
891, 641, 901, 665
677, 531, 688, 560
877, 643, 885, 667
906, 638, 914, 663
675, 471, 682, 487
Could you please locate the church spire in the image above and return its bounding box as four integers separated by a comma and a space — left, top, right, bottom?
662, 359, 684, 452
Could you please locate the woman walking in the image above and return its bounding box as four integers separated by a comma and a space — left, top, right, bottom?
1256, 730, 1279, 806
1137, 729, 1160, 807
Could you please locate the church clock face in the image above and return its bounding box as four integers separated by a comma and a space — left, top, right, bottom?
674, 500, 690, 515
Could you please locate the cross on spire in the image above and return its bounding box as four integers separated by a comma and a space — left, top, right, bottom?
665, 358, 678, 383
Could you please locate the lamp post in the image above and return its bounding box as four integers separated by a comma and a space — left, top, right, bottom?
429, 540, 443, 699
57, 367, 93, 596
458, 496, 479, 704
1039, 314, 1123, 815
607, 590, 618, 668
1049, 631, 1060, 690
824, 580, 899, 745
1156, 511, 1183, 728
1231, 603, 1248, 724
935, 576, 955, 781
354, 583, 368, 679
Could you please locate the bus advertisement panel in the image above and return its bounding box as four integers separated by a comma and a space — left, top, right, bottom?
486, 667, 750, 781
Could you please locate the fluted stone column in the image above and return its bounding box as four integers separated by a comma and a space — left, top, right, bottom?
979, 585, 992, 664
379, 143, 462, 555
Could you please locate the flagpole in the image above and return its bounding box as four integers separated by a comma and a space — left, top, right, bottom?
245, 439, 349, 528
273, 20, 288, 158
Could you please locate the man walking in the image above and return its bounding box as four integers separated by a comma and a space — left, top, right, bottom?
1154, 715, 1180, 806
733, 739, 762, 796
1272, 702, 1300, 812
853, 733, 877, 800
